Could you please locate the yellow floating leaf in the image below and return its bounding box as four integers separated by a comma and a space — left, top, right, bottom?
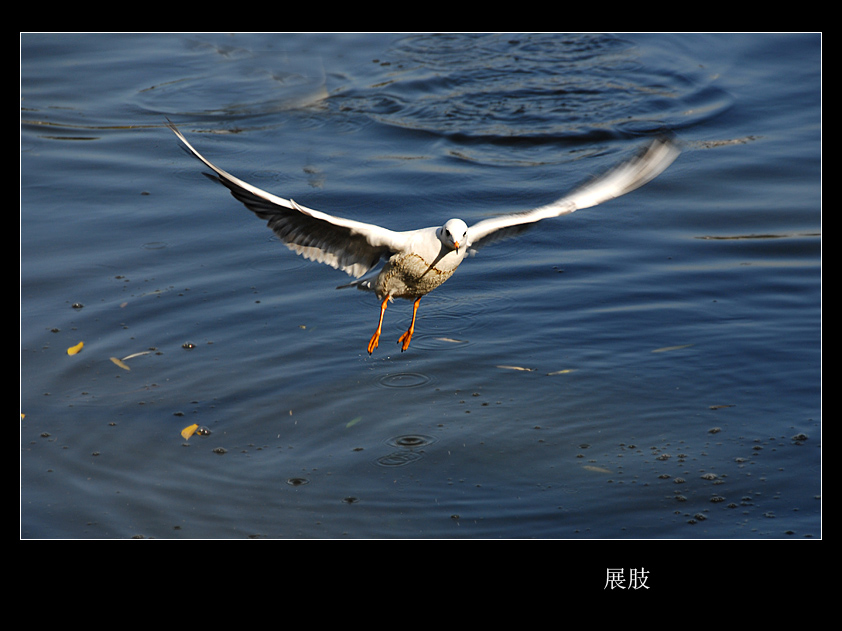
346, 416, 362, 428
496, 365, 535, 372
110, 357, 131, 371
547, 369, 574, 376
67, 341, 84, 355
181, 424, 199, 440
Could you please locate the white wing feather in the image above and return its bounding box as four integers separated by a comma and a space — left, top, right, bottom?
168, 122, 408, 278
170, 123, 679, 273
466, 136, 680, 250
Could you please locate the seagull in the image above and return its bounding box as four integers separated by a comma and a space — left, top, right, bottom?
168, 122, 679, 354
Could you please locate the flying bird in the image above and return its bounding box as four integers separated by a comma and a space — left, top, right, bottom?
168, 122, 679, 354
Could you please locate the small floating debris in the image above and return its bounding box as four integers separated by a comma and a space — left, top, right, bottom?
652, 344, 694, 353
180, 425, 211, 440
582, 465, 612, 474
547, 369, 574, 376
67, 341, 84, 355
110, 357, 131, 370
181, 424, 199, 440
496, 365, 535, 372
122, 351, 152, 361
110, 350, 153, 371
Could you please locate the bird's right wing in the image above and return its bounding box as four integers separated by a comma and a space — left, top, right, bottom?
466, 136, 680, 251
168, 122, 407, 278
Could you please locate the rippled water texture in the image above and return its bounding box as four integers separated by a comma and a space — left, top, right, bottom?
21, 33, 820, 539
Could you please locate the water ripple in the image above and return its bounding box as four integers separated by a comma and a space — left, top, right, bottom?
334, 33, 730, 150
376, 372, 431, 388
387, 434, 437, 448
376, 434, 437, 467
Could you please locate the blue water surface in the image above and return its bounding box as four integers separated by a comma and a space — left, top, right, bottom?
21, 33, 820, 539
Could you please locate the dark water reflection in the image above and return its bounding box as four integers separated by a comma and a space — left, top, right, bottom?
21, 33, 820, 539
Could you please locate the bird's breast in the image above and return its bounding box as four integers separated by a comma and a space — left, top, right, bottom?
375, 252, 461, 300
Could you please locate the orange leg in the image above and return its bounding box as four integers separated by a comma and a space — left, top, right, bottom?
398, 297, 421, 352
368, 297, 389, 354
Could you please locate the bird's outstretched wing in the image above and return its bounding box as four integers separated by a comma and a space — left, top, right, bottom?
168, 122, 406, 278
466, 136, 680, 251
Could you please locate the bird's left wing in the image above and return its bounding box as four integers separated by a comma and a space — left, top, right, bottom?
168, 122, 406, 278
466, 136, 680, 251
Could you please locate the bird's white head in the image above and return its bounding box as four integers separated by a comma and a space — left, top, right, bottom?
438, 218, 468, 253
